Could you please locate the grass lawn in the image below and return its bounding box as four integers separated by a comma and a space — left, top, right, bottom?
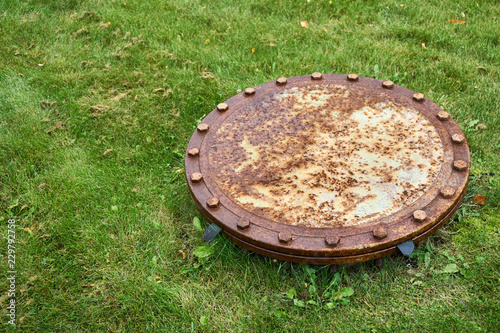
1, 0, 499, 331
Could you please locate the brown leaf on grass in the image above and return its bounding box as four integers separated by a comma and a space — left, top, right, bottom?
177, 250, 186, 259
55, 122, 63, 129
153, 88, 165, 93
41, 100, 57, 108
421, 43, 427, 49
74, 27, 90, 36
90, 105, 109, 112
110, 92, 128, 101
201, 71, 216, 79
449, 19, 466, 24
90, 105, 109, 117
24, 224, 36, 232
103, 149, 113, 156
477, 66, 486, 71
473, 195, 485, 205
38, 183, 50, 192
300, 21, 309, 28
476, 123, 487, 130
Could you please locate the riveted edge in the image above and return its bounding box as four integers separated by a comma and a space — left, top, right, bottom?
197, 123, 210, 132
373, 227, 388, 240
382, 80, 394, 89
190, 172, 203, 183
206, 197, 220, 208
413, 93, 425, 101
412, 210, 427, 223
347, 73, 359, 81
244, 87, 256, 96
217, 103, 229, 112
276, 77, 287, 86
437, 111, 450, 121
451, 134, 465, 144
187, 148, 199, 157
278, 231, 293, 243
325, 235, 340, 247
453, 160, 468, 171
311, 72, 323, 80
440, 186, 455, 199
237, 218, 250, 230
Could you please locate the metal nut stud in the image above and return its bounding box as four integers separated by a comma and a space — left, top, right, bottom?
347, 73, 359, 81
437, 111, 450, 121
197, 123, 209, 132
453, 160, 468, 171
373, 227, 388, 240
206, 197, 220, 208
278, 231, 293, 243
276, 77, 287, 86
413, 93, 425, 101
382, 80, 394, 89
237, 218, 250, 230
190, 172, 203, 183
451, 134, 465, 144
188, 148, 200, 157
440, 186, 455, 199
217, 103, 229, 112
413, 210, 427, 223
311, 72, 323, 80
244, 87, 255, 96
325, 235, 340, 247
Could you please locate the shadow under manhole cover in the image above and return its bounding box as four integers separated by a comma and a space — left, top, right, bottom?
184, 73, 470, 265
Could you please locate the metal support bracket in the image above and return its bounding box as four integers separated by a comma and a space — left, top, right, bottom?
397, 239, 415, 256
203, 223, 222, 242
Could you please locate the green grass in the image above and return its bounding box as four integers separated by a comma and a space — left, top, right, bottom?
1, 0, 499, 331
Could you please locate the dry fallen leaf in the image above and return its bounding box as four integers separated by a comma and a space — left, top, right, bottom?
476, 123, 487, 130
300, 21, 309, 28
38, 183, 50, 192
476, 66, 486, 71
205, 39, 210, 44
55, 122, 63, 129
177, 250, 186, 259
90, 104, 109, 117
24, 224, 36, 232
449, 19, 466, 24
421, 43, 427, 49
153, 88, 165, 93
473, 195, 485, 205
103, 148, 113, 156
176, 169, 183, 174
110, 92, 128, 101
462, 12, 465, 17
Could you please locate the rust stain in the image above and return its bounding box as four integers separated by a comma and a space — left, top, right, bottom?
209, 84, 444, 228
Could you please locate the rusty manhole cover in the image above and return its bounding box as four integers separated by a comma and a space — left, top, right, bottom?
185, 73, 470, 264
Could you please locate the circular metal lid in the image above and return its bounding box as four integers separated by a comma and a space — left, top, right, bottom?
185, 74, 470, 264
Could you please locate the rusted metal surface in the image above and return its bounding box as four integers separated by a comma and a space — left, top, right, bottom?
185, 73, 470, 264
208, 84, 444, 228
